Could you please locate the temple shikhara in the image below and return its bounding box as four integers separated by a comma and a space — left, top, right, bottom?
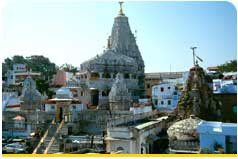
2, 2, 237, 155
79, 1, 145, 107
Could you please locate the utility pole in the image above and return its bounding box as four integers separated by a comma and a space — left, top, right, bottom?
190, 47, 197, 66
190, 47, 203, 65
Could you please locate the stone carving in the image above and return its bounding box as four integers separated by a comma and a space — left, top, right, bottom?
109, 73, 131, 111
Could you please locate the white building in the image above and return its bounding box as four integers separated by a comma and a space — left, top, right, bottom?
197, 121, 237, 154
2, 92, 21, 111
6, 64, 40, 85
130, 99, 152, 115
213, 72, 237, 94
152, 83, 181, 111
106, 116, 168, 154
45, 87, 86, 122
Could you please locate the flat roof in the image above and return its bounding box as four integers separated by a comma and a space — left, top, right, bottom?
135, 116, 168, 130
49, 98, 72, 101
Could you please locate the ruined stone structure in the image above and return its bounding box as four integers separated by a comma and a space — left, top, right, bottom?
167, 115, 202, 153
21, 75, 42, 110
79, 3, 145, 107
176, 64, 222, 120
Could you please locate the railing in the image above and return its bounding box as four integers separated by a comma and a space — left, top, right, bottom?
44, 120, 64, 154
32, 119, 55, 154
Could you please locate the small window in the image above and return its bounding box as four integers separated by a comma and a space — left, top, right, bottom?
233, 106, 237, 113
11, 75, 13, 79
168, 87, 171, 90
160, 87, 164, 92
51, 106, 54, 109
154, 99, 158, 106
161, 101, 164, 105
102, 91, 107, 96
72, 105, 76, 109
147, 84, 150, 88
168, 100, 171, 105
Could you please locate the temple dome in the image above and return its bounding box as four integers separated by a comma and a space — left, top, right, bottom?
56, 87, 73, 99
167, 115, 202, 141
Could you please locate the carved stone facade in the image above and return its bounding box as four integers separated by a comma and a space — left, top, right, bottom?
79, 5, 145, 107
109, 73, 131, 111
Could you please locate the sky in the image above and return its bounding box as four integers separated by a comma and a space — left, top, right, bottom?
1, 0, 237, 73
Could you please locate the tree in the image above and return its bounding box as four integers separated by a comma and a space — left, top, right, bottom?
26, 55, 57, 80
35, 79, 55, 98
60, 63, 78, 75
217, 60, 237, 73
35, 79, 49, 94
2, 56, 26, 77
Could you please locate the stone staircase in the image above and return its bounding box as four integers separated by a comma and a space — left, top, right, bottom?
33, 119, 57, 154
47, 139, 60, 154
44, 120, 65, 154
33, 119, 68, 154
47, 121, 68, 154
59, 122, 68, 136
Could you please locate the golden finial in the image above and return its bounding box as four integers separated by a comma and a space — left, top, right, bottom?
118, 1, 124, 15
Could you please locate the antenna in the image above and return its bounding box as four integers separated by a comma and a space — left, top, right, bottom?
190, 46, 203, 65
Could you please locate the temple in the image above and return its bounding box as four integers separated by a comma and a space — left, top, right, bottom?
79, 2, 145, 107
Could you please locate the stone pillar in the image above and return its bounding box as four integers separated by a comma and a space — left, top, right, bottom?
129, 74, 132, 79
56, 103, 60, 122
99, 73, 103, 78
110, 73, 114, 79
65, 105, 70, 123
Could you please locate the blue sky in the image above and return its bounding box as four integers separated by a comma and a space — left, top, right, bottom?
1, 1, 237, 72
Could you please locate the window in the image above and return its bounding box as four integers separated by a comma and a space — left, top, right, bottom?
160, 87, 164, 92
102, 73, 111, 78
81, 91, 84, 96
124, 73, 130, 79
168, 87, 171, 90
102, 91, 107, 96
72, 105, 76, 109
233, 106, 237, 113
147, 84, 150, 88
161, 101, 164, 105
51, 106, 54, 109
154, 99, 158, 106
168, 100, 171, 105
11, 75, 13, 79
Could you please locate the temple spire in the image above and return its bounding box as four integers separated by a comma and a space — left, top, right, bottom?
118, 1, 124, 16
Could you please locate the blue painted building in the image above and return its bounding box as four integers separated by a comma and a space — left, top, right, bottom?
197, 121, 237, 154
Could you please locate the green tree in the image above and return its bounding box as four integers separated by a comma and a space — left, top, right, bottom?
60, 63, 78, 75
26, 55, 57, 80
2, 56, 26, 77
2, 55, 57, 81
217, 60, 237, 73
35, 79, 49, 94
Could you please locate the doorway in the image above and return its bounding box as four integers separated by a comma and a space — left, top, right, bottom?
59, 107, 63, 122
91, 89, 99, 106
